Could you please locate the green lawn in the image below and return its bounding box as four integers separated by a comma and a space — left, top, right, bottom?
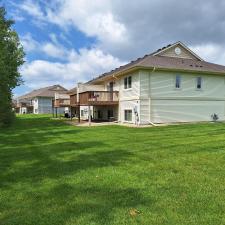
0, 115, 225, 225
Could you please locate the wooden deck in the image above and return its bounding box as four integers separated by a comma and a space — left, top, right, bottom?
53, 99, 71, 108
70, 91, 119, 106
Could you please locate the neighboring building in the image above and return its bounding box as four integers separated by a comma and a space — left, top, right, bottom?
69, 41, 225, 124
16, 85, 68, 114
65, 87, 94, 120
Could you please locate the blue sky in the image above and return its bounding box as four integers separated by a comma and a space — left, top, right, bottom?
3, 0, 225, 97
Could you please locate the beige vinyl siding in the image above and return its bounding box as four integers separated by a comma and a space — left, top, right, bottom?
37, 97, 53, 114
139, 99, 150, 124
150, 72, 225, 99
157, 44, 198, 60
140, 70, 150, 98
139, 70, 150, 124
120, 72, 140, 101
120, 100, 139, 123
149, 71, 225, 123
80, 106, 93, 120
118, 72, 140, 123
103, 79, 120, 92
151, 100, 225, 123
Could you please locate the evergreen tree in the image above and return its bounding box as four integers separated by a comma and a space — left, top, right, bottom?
0, 6, 25, 127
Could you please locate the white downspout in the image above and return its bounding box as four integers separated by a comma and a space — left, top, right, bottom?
149, 67, 157, 126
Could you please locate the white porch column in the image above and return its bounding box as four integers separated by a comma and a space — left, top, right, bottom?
88, 105, 91, 126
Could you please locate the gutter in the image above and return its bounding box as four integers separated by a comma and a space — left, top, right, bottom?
93, 65, 225, 84
148, 67, 157, 126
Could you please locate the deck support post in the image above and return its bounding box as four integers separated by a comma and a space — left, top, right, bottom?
70, 106, 72, 121
88, 105, 91, 126
78, 105, 80, 123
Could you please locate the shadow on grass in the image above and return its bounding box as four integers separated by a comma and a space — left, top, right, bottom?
0, 116, 86, 158
1, 182, 150, 225
0, 141, 133, 189
0, 137, 142, 224
47, 184, 150, 224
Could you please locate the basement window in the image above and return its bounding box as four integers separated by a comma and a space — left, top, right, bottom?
175, 75, 181, 89
196, 77, 202, 89
124, 110, 132, 122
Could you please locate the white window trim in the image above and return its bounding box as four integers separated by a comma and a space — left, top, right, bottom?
124, 75, 132, 90
196, 76, 203, 91
124, 109, 133, 123
174, 75, 182, 90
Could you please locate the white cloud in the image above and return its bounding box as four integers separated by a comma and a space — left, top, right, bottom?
191, 44, 225, 65
20, 33, 69, 60
20, 33, 39, 52
18, 0, 129, 52
20, 48, 126, 89
41, 43, 68, 59
19, 0, 44, 18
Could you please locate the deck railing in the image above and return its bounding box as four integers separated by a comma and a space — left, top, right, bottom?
54, 99, 70, 107
70, 91, 119, 106
79, 91, 119, 105
88, 91, 119, 102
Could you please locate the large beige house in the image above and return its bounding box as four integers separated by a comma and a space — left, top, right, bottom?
58, 41, 225, 124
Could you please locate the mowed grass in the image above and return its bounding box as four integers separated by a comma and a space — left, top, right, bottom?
0, 115, 225, 225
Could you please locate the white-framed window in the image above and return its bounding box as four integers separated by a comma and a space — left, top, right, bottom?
81, 110, 84, 116
124, 76, 132, 89
124, 110, 132, 122
175, 75, 181, 89
196, 76, 202, 89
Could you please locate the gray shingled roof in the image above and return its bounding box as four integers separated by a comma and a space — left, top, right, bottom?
87, 43, 225, 84
66, 87, 77, 95
139, 56, 225, 73
18, 85, 68, 100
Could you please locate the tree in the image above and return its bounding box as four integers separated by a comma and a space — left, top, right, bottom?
0, 6, 25, 127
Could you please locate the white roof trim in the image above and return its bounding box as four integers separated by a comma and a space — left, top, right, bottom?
153, 41, 204, 61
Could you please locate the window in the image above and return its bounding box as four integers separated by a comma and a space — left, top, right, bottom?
108, 110, 114, 119
124, 76, 132, 89
128, 76, 132, 88
196, 77, 202, 89
81, 110, 84, 116
175, 75, 181, 89
124, 110, 132, 122
98, 110, 103, 119
124, 77, 128, 89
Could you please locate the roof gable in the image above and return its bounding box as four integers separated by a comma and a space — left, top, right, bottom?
87, 41, 225, 84
49, 85, 67, 92
18, 85, 68, 100
153, 42, 203, 61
